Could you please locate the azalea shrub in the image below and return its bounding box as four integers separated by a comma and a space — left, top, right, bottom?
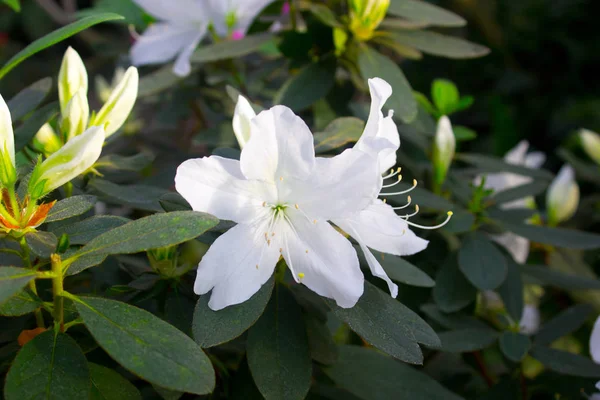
1, 0, 600, 399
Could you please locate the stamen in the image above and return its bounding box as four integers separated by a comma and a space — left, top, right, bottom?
383, 199, 387, 204
380, 179, 418, 196
382, 167, 401, 180
295, 204, 299, 209
298, 272, 305, 279
256, 264, 259, 269
262, 201, 267, 207
381, 175, 402, 188
392, 196, 412, 210
305, 249, 309, 254
292, 203, 316, 225
399, 205, 420, 219
404, 211, 454, 230
279, 176, 284, 181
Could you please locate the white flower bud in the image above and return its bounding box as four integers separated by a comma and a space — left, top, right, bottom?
58, 47, 88, 114
62, 88, 89, 141
90, 67, 138, 137
34, 123, 62, 155
232, 95, 256, 149
546, 165, 579, 226
432, 115, 456, 185
580, 129, 600, 165
0, 94, 16, 187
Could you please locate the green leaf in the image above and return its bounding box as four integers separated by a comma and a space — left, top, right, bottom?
438, 328, 499, 352
14, 102, 58, 152
431, 79, 459, 115
413, 92, 437, 116
499, 332, 531, 362
0, 13, 124, 79
386, 183, 456, 212
499, 222, 600, 250
2, 0, 20, 12
457, 153, 554, 180
193, 277, 274, 348
531, 346, 600, 377
4, 331, 90, 399
433, 255, 477, 312
392, 30, 489, 59
52, 215, 130, 245
534, 304, 594, 346
458, 234, 507, 290
45, 195, 97, 223
0, 267, 36, 305
363, 250, 435, 288
24, 231, 57, 259
89, 179, 168, 212
324, 345, 463, 400
307, 4, 342, 27
64, 253, 107, 276
95, 152, 155, 172
0, 289, 40, 316
452, 125, 477, 141
420, 304, 489, 331
490, 181, 548, 206
159, 192, 191, 212
327, 281, 439, 364
521, 264, 600, 290
358, 46, 417, 123
7, 77, 52, 120
65, 211, 218, 271
190, 33, 276, 63
314, 117, 364, 153
306, 315, 338, 365
442, 210, 475, 234
274, 60, 336, 111
497, 258, 524, 321
72, 296, 215, 394
89, 362, 142, 400
388, 0, 466, 27
247, 284, 311, 400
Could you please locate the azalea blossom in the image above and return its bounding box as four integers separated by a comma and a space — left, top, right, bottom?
176, 105, 380, 310
546, 164, 579, 226
131, 0, 277, 77
432, 115, 456, 186
590, 316, 600, 397
477, 141, 546, 264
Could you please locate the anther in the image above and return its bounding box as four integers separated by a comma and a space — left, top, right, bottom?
399, 204, 420, 219
382, 167, 402, 180
305, 249, 309, 254
298, 273, 305, 279
383, 199, 387, 204
256, 264, 259, 269
262, 201, 267, 207
313, 219, 317, 224
295, 204, 299, 209
279, 247, 283, 253
279, 176, 284, 181
267, 240, 271, 246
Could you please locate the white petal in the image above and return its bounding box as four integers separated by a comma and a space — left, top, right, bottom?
289, 149, 380, 220
133, 0, 206, 23
232, 0, 278, 34
359, 244, 398, 298
175, 156, 275, 224
334, 199, 428, 257
240, 105, 315, 183
591, 316, 600, 364
524, 151, 545, 169
0, 94, 15, 168
172, 30, 205, 77
62, 88, 89, 140
130, 23, 204, 68
504, 140, 529, 164
519, 305, 540, 335
195, 223, 280, 310
546, 164, 579, 224
490, 232, 530, 264
281, 213, 364, 308
92, 67, 139, 136
232, 95, 256, 149
38, 126, 105, 195
58, 47, 88, 114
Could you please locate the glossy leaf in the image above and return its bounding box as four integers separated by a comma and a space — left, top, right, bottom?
531, 346, 600, 377
388, 0, 466, 27
90, 363, 142, 400
499, 332, 531, 362
7, 77, 52, 120
362, 250, 435, 288
14, 102, 58, 152
72, 296, 215, 394
438, 328, 499, 353
0, 267, 36, 305
458, 234, 507, 290
499, 222, 600, 250
52, 215, 130, 245
45, 195, 97, 223
274, 60, 336, 111
534, 304, 594, 346
314, 117, 364, 153
433, 255, 477, 312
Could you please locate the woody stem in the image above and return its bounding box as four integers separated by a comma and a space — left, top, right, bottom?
51, 254, 65, 331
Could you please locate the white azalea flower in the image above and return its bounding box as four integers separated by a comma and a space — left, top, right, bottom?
477, 141, 546, 264
176, 105, 380, 310
519, 304, 540, 335
232, 94, 256, 149
131, 0, 277, 77
546, 164, 579, 226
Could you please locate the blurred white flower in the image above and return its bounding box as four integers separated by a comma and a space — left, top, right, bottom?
432, 116, 456, 186
519, 304, 540, 335
232, 94, 256, 149
95, 67, 126, 104
176, 105, 380, 310
546, 164, 579, 226
477, 141, 546, 264
0, 93, 16, 187
580, 129, 600, 166
131, 0, 277, 77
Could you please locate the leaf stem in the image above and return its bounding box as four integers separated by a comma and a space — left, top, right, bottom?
51, 254, 65, 331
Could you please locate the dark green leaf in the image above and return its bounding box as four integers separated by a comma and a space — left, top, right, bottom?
458, 234, 507, 290
324, 345, 463, 400
499, 222, 600, 250
439, 328, 499, 352
24, 231, 57, 259
314, 117, 364, 153
442, 210, 475, 234
191, 33, 276, 63
89, 179, 168, 212
4, 331, 90, 399
308, 4, 342, 27
193, 276, 274, 348
2, 0, 20, 12
497, 258, 524, 321
452, 125, 477, 141
392, 30, 489, 59
366, 250, 435, 287
420, 304, 489, 331
433, 255, 477, 312
0, 13, 124, 79
45, 195, 97, 223
457, 153, 554, 180
531, 346, 600, 377
358, 46, 417, 123
159, 192, 192, 212
0, 289, 40, 316
388, 0, 466, 27
7, 77, 52, 120
72, 296, 215, 394
0, 267, 36, 305
14, 102, 58, 152
522, 264, 600, 290
327, 281, 439, 364
534, 304, 594, 346
386, 183, 456, 212
274, 60, 336, 111
247, 284, 311, 400
89, 362, 142, 400
306, 315, 338, 365
52, 215, 130, 245
499, 332, 531, 362
491, 181, 549, 206
65, 253, 107, 276
95, 152, 155, 172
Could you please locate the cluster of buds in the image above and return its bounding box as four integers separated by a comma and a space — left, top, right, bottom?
35, 47, 138, 157
348, 0, 390, 41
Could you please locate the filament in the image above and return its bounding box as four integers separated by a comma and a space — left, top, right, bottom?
392, 196, 412, 210
380, 179, 418, 196
399, 205, 420, 219
404, 211, 454, 230
381, 175, 402, 189
382, 167, 401, 180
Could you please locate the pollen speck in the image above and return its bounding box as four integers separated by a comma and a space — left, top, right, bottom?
298, 273, 305, 279
413, 179, 418, 186
313, 219, 317, 224
256, 264, 259, 269
267, 240, 271, 246
279, 247, 283, 253
383, 199, 387, 203
398, 175, 403, 182
295, 204, 299, 209
305, 249, 309, 253
279, 176, 284, 181
262, 201, 266, 207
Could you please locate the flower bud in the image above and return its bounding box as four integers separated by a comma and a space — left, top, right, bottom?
0, 94, 16, 187
580, 128, 600, 165
62, 88, 89, 141
95, 67, 126, 104
58, 47, 88, 114
546, 164, 579, 226
432, 116, 456, 185
29, 126, 105, 197
34, 123, 62, 155
232, 95, 256, 149
349, 0, 390, 41
90, 67, 138, 137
